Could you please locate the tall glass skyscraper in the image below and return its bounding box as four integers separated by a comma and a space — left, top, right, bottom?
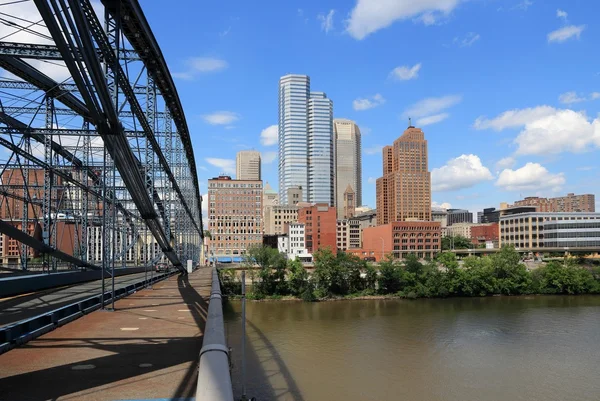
278, 75, 333, 206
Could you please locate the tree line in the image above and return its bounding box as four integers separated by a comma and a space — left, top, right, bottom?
218, 245, 600, 301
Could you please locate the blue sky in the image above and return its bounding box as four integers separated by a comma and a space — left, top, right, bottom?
142, 0, 600, 218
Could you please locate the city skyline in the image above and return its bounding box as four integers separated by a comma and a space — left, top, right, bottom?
122, 0, 600, 221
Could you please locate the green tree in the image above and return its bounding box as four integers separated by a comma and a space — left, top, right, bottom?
338, 252, 365, 294
364, 264, 378, 293
491, 246, 531, 295
287, 258, 309, 296
533, 261, 597, 294
378, 255, 402, 294
204, 230, 212, 239
312, 247, 343, 296
460, 256, 496, 296
245, 245, 285, 296
441, 235, 472, 250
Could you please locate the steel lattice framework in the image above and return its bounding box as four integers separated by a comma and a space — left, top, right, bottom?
0, 0, 203, 274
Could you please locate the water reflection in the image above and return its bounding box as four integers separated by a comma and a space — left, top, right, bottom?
225, 296, 600, 401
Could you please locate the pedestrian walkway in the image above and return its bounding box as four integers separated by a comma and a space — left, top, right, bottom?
0, 267, 212, 401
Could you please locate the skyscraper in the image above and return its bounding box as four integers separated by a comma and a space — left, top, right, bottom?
334, 119, 362, 218
376, 124, 431, 225
278, 74, 333, 206
236, 150, 261, 180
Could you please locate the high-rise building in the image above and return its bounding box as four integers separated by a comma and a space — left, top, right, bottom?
334, 119, 361, 217
278, 74, 333, 206
478, 207, 500, 224
376, 125, 431, 225
508, 193, 595, 212
207, 175, 263, 259
236, 150, 261, 180
447, 209, 473, 225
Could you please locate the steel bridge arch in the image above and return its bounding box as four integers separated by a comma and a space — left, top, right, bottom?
0, 0, 203, 274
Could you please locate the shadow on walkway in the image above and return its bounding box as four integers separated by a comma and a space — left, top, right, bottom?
0, 271, 210, 401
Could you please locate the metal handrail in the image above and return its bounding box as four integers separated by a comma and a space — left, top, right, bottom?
196, 267, 234, 400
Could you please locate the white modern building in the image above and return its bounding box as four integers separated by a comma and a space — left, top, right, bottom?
278, 74, 333, 206
499, 211, 600, 249
334, 119, 361, 218
278, 222, 311, 261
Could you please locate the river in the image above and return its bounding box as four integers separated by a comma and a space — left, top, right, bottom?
223, 296, 600, 401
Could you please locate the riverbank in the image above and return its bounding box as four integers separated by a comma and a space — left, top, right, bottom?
224, 291, 600, 303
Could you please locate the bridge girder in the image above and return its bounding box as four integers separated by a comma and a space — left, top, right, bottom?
0, 0, 202, 273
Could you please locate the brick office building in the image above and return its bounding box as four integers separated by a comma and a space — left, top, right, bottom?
298, 203, 337, 253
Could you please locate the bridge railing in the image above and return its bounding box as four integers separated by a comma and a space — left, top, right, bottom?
196, 267, 234, 400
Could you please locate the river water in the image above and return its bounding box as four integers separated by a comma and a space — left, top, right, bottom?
224, 296, 600, 401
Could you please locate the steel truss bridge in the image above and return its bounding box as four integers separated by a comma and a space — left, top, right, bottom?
0, 0, 203, 275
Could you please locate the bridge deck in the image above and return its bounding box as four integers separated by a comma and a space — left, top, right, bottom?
0, 267, 211, 401
0, 271, 156, 328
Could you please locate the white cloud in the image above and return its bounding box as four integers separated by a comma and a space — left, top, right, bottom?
367, 177, 377, 184
318, 9, 335, 33
559, 91, 585, 104
473, 106, 556, 131
416, 113, 449, 126
205, 158, 235, 174
0, 1, 79, 82
201, 111, 240, 125
353, 94, 386, 111
173, 57, 228, 80
417, 12, 439, 26
511, 0, 533, 11
514, 110, 600, 155
346, 0, 463, 40
559, 91, 600, 104
403, 95, 461, 126
261, 151, 277, 164
496, 163, 565, 192
199, 166, 209, 171
432, 201, 452, 209
495, 156, 516, 170
260, 125, 278, 146
547, 25, 585, 43
454, 32, 480, 47
556, 9, 568, 19
475, 106, 600, 155
364, 145, 384, 155
390, 63, 421, 81
576, 166, 594, 171
432, 154, 493, 191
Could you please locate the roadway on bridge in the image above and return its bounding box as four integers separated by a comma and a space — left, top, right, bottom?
0, 267, 211, 401
0, 271, 159, 329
